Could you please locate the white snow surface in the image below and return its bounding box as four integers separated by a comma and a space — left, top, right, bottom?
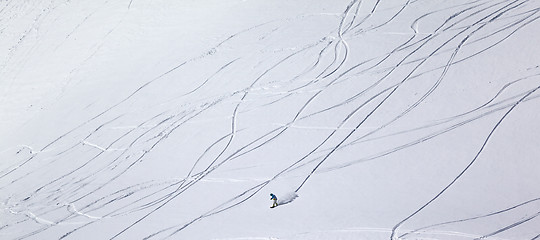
1, 0, 540, 239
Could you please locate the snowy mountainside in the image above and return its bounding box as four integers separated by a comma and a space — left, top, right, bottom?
1, 0, 540, 239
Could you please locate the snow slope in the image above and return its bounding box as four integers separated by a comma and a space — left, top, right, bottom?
1, 0, 540, 239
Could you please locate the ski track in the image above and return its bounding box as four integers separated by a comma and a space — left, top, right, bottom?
1, 0, 540, 239
399, 197, 540, 239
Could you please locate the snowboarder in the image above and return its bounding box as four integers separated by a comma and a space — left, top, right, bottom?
270, 193, 278, 208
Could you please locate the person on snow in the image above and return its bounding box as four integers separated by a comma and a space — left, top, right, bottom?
270, 193, 278, 208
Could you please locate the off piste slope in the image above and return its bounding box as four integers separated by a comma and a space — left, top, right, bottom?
1, 0, 540, 239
